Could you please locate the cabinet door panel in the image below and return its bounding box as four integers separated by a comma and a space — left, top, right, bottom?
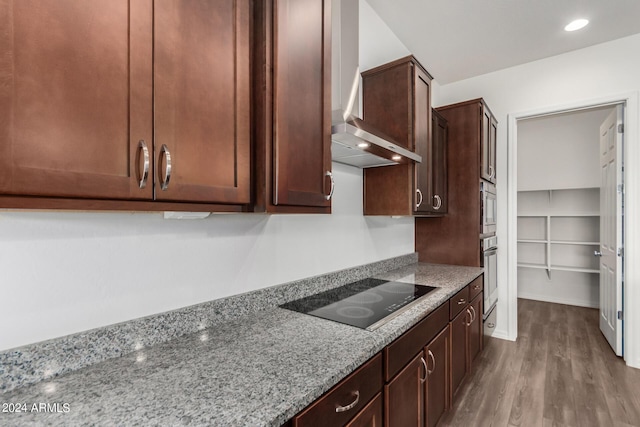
414, 67, 432, 214
272, 0, 331, 207
385, 353, 425, 427
480, 108, 491, 182
154, 0, 250, 203
345, 392, 383, 427
426, 325, 449, 427
469, 293, 484, 365
430, 110, 448, 214
489, 116, 497, 183
450, 308, 468, 399
0, 0, 153, 199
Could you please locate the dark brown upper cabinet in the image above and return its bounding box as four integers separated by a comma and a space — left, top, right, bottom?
253, 0, 332, 214
361, 56, 443, 216
154, 0, 251, 205
0, 0, 153, 201
0, 0, 251, 212
481, 105, 497, 184
428, 109, 448, 215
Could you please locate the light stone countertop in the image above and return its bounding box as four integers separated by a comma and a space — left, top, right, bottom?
0, 263, 483, 427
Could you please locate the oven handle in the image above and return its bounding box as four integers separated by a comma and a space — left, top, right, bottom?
484, 248, 498, 256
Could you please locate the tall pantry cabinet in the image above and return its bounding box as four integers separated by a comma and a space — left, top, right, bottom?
416, 98, 497, 266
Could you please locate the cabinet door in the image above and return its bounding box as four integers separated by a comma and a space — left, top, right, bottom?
489, 115, 497, 183
450, 308, 469, 400
414, 67, 432, 214
468, 293, 484, 365
345, 392, 383, 427
0, 0, 153, 200
385, 353, 425, 427
271, 0, 331, 208
480, 107, 492, 182
425, 325, 450, 427
428, 109, 448, 214
154, 0, 250, 204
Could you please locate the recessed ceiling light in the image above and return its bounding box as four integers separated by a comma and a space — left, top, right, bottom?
564, 18, 589, 32
357, 142, 370, 148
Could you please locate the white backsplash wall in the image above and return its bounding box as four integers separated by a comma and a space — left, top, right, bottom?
0, 163, 414, 351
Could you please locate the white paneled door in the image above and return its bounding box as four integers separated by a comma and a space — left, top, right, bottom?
599, 105, 624, 356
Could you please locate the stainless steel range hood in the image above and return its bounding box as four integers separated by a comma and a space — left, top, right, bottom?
330, 0, 421, 168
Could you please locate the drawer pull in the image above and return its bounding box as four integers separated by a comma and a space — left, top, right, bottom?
427, 350, 436, 375
335, 391, 360, 413
420, 357, 428, 383
457, 298, 466, 305
473, 285, 481, 290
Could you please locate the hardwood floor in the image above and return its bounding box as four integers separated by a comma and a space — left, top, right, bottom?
438, 298, 640, 427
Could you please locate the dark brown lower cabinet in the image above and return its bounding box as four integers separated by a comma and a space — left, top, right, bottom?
292, 354, 382, 427
385, 353, 425, 426
469, 293, 484, 364
450, 291, 484, 401
450, 308, 469, 399
425, 325, 450, 427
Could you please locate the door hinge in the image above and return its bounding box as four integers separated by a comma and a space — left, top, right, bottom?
618, 123, 624, 133
618, 310, 623, 320
617, 184, 624, 194
618, 247, 624, 257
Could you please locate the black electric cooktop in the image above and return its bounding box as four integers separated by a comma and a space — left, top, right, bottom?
280, 278, 437, 331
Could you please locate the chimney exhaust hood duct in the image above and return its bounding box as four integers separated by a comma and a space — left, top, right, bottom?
330, 0, 421, 168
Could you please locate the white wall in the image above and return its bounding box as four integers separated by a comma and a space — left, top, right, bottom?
0, 4, 415, 353
437, 33, 640, 368
518, 107, 613, 191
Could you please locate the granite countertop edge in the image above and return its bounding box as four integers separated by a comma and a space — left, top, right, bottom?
0, 261, 483, 427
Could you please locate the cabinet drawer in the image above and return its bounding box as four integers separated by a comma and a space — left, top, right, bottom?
293, 354, 382, 427
468, 276, 483, 301
449, 286, 470, 320
384, 303, 448, 382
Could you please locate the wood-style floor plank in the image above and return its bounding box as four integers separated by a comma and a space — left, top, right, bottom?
438, 299, 640, 427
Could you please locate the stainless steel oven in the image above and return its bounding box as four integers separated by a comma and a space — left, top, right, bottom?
480, 180, 497, 237
481, 235, 498, 319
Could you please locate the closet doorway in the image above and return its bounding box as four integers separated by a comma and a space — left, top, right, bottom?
514, 103, 624, 356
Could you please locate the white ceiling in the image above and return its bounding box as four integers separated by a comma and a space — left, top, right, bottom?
365, 0, 640, 84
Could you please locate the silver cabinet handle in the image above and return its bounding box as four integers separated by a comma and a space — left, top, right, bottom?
489, 165, 495, 179
427, 350, 435, 376
137, 140, 149, 189
469, 305, 477, 322
159, 144, 172, 191
420, 357, 428, 383
325, 171, 335, 201
466, 308, 473, 326
594, 250, 602, 257
416, 188, 423, 209
487, 322, 496, 329
335, 390, 359, 413
457, 298, 466, 305
433, 194, 442, 210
